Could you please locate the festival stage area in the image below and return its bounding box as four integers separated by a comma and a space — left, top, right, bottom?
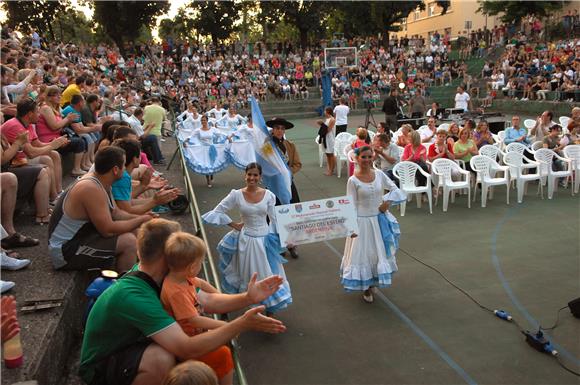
193, 115, 580, 385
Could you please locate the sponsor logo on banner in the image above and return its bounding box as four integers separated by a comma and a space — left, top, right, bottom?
309, 204, 320, 210
338, 199, 350, 205
278, 208, 290, 214
326, 200, 334, 208
295, 204, 303, 213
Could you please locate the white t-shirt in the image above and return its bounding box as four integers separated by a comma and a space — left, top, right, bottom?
127, 115, 144, 137
455, 92, 470, 111
333, 105, 350, 126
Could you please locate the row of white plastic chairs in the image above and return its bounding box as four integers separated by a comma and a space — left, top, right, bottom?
391, 144, 580, 215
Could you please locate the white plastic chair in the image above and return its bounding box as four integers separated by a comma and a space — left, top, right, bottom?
470, 155, 510, 207
479, 144, 505, 163
496, 130, 506, 150
335, 137, 353, 178
316, 137, 325, 167
503, 152, 543, 203
563, 145, 580, 194
431, 158, 471, 212
393, 161, 432, 216
335, 132, 353, 142
559, 116, 570, 130
506, 142, 533, 161
367, 130, 376, 142
533, 148, 573, 199
530, 141, 544, 152
523, 119, 536, 131
397, 146, 405, 159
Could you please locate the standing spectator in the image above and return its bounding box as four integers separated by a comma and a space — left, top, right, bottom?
454, 86, 472, 112
381, 88, 399, 132
142, 97, 166, 165
333, 97, 350, 135
408, 92, 427, 118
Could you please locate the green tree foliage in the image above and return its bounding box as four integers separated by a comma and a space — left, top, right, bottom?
478, 0, 567, 24
93, 1, 169, 53
158, 9, 197, 42
186, 1, 242, 45
259, 1, 330, 48
3, 0, 69, 41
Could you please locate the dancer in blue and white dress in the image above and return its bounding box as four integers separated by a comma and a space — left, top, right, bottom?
341, 145, 406, 304
226, 115, 256, 170
202, 162, 292, 315
177, 105, 202, 142
186, 115, 229, 187
225, 106, 246, 131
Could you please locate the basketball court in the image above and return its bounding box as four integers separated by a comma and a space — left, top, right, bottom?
189, 115, 579, 384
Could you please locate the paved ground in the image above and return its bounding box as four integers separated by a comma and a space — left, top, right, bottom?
193, 115, 580, 385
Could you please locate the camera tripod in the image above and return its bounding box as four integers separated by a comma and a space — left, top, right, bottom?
364, 105, 378, 130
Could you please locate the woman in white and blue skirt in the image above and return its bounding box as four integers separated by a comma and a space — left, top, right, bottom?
202, 162, 292, 314
341, 145, 406, 303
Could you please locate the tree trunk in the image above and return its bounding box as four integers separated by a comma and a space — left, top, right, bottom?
382, 31, 389, 48
47, 22, 55, 41
299, 27, 308, 49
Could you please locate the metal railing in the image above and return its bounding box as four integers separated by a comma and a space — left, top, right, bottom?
172, 119, 248, 385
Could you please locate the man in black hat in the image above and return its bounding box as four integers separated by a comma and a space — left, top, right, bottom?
266, 117, 302, 259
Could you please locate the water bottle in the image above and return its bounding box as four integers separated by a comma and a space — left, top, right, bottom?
84, 270, 119, 323
3, 332, 23, 368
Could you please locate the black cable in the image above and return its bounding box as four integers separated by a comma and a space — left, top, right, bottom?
556, 355, 580, 377
541, 306, 568, 331
399, 247, 494, 313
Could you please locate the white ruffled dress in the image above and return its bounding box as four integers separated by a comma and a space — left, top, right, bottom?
341, 170, 406, 291
202, 189, 292, 313
184, 128, 229, 175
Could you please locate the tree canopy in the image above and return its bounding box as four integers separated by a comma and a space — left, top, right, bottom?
478, 0, 567, 24
3, 0, 68, 41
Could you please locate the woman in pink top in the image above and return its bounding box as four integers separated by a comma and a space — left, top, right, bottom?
401, 130, 429, 186
37, 86, 87, 176
349, 127, 370, 176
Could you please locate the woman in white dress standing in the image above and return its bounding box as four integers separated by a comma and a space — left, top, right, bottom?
202, 162, 292, 315
188, 115, 228, 187
341, 146, 406, 303
317, 106, 336, 176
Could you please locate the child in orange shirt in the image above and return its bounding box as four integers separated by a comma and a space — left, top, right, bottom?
161, 232, 234, 385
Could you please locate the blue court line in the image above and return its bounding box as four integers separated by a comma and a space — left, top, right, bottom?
491, 207, 580, 365
324, 241, 478, 385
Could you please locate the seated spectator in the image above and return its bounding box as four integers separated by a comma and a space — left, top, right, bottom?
530, 111, 554, 142
543, 125, 565, 171
79, 219, 286, 385
428, 130, 455, 162
37, 86, 88, 176
163, 361, 218, 385
446, 122, 460, 145
111, 139, 177, 214
402, 130, 429, 185
81, 93, 109, 164
453, 127, 478, 172
161, 232, 234, 384
48, 146, 154, 271
60, 75, 86, 108
396, 124, 413, 147
420, 117, 437, 143
0, 97, 67, 202
0, 224, 31, 292
62, 94, 101, 172
473, 121, 495, 148
1, 132, 50, 226
372, 133, 399, 183
504, 116, 531, 147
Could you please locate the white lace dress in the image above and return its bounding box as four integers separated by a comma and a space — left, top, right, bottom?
341, 170, 406, 291
202, 189, 292, 313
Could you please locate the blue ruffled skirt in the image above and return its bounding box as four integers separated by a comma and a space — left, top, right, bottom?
217, 230, 292, 313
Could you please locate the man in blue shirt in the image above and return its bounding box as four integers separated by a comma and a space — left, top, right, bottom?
504, 116, 531, 146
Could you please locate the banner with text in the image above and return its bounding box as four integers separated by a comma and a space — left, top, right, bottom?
275, 196, 358, 247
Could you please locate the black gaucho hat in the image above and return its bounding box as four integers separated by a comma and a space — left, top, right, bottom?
266, 117, 294, 130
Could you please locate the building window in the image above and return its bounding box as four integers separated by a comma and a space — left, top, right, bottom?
428, 3, 436, 17
414, 8, 421, 21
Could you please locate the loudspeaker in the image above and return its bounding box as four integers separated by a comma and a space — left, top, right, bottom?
568, 297, 580, 318
488, 121, 506, 134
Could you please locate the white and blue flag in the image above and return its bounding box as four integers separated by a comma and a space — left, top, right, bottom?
250, 96, 292, 204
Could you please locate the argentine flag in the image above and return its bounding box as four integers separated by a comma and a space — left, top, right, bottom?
250, 96, 292, 204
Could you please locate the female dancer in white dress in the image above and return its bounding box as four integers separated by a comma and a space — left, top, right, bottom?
225, 106, 246, 131
323, 106, 336, 176
177, 105, 202, 142
341, 146, 406, 303
202, 162, 292, 314
188, 115, 228, 187
226, 115, 256, 170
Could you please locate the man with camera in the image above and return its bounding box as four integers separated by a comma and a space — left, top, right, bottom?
381, 88, 399, 132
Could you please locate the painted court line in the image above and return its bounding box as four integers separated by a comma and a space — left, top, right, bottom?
324, 240, 478, 385
491, 206, 580, 366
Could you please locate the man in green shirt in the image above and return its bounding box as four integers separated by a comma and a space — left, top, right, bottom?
141, 97, 166, 164
80, 218, 286, 385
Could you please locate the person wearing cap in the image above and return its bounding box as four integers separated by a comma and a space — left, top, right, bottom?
267, 117, 302, 259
